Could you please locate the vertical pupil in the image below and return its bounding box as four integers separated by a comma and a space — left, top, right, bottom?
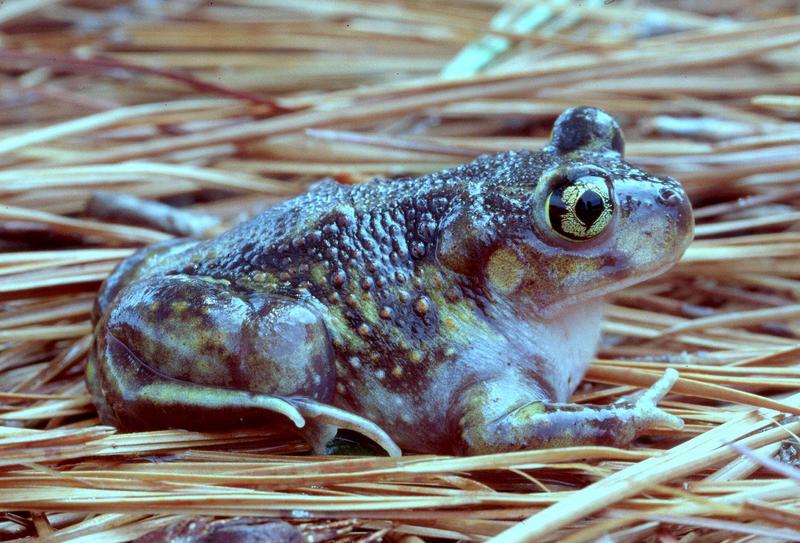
575, 190, 604, 225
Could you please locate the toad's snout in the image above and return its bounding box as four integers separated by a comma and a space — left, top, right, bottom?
611, 174, 694, 276
659, 178, 694, 254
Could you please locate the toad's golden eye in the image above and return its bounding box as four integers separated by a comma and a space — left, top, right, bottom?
545, 175, 613, 242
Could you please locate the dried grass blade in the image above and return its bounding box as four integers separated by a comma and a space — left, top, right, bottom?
586, 365, 800, 415
659, 304, 800, 336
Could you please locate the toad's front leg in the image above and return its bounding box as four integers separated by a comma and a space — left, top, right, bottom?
451, 369, 683, 455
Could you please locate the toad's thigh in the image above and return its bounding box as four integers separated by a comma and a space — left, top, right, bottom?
93, 239, 197, 324
93, 274, 334, 401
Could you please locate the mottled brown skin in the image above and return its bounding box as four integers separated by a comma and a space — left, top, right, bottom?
86, 107, 694, 455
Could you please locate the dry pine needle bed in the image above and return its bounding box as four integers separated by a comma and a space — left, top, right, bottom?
2, 1, 800, 542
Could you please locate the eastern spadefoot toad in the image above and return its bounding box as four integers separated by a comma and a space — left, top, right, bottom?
86, 107, 694, 456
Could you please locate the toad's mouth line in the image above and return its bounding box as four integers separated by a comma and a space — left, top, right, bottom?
540, 257, 683, 318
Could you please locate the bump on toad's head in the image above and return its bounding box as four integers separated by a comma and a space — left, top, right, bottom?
548, 106, 625, 157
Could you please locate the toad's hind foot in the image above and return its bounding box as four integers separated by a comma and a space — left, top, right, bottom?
290, 398, 401, 457
88, 332, 400, 456
88, 332, 308, 429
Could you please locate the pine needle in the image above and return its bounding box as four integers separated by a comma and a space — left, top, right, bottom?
2, 2, 800, 542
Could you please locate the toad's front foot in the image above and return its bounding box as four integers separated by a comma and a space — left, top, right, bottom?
455, 369, 684, 455
613, 368, 684, 433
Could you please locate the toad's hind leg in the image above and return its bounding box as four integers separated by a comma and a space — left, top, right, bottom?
86, 274, 400, 456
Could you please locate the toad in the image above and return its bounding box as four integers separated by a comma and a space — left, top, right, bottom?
86, 107, 693, 456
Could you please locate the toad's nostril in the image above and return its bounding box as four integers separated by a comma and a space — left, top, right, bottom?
657, 187, 682, 206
